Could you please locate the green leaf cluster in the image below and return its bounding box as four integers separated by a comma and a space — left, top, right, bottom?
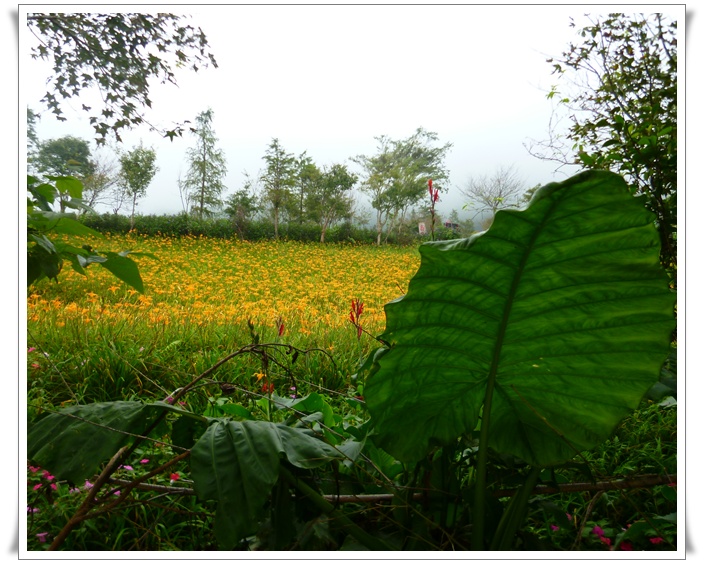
190, 420, 341, 548
27, 13, 218, 143
550, 13, 677, 271
27, 174, 152, 291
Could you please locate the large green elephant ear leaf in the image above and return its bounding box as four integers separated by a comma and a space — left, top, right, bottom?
365, 170, 675, 466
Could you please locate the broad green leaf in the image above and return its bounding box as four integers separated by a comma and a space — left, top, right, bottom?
28, 233, 57, 255
190, 420, 341, 549
34, 213, 102, 238
27, 401, 159, 484
27, 181, 58, 209
272, 392, 336, 428
215, 403, 254, 420
365, 170, 675, 465
53, 176, 84, 199
100, 252, 144, 293
119, 250, 158, 260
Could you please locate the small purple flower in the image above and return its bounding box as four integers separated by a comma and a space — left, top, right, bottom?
140, 459, 149, 464
550, 524, 560, 531
165, 396, 174, 404
591, 525, 605, 537
85, 480, 93, 489
36, 532, 49, 543
121, 465, 133, 471
27, 506, 39, 514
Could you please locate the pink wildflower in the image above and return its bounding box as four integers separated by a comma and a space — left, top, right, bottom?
620, 541, 633, 551
36, 532, 49, 543
650, 537, 664, 545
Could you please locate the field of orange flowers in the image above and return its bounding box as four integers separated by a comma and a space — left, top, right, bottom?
28, 234, 419, 337
27, 234, 421, 405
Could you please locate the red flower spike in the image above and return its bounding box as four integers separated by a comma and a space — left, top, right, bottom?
349, 298, 364, 339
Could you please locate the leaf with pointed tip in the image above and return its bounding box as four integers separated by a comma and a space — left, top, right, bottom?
364, 171, 675, 466
100, 252, 144, 293
190, 420, 341, 549
27, 401, 161, 484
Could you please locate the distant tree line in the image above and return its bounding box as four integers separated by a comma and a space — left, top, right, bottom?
27, 11, 676, 255
28, 109, 476, 244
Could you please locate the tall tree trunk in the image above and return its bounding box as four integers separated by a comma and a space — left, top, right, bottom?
130, 192, 137, 230
376, 210, 383, 246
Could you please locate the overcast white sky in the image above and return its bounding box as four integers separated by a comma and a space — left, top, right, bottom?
20, 4, 683, 221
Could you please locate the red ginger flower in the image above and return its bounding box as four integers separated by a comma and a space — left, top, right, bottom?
428, 178, 439, 203
350, 298, 364, 339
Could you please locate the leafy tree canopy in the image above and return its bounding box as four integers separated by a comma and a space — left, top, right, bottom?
27, 12, 218, 144
536, 13, 677, 270
118, 142, 159, 228
34, 135, 95, 179
354, 127, 452, 244
261, 139, 297, 239
182, 108, 227, 219
306, 163, 358, 243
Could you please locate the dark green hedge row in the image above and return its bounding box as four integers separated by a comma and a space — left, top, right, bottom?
80, 213, 466, 244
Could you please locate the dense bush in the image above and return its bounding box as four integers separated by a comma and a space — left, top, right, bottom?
80, 213, 395, 244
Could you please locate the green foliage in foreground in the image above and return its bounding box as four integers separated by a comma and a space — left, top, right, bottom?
27, 175, 153, 291
27, 171, 676, 551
